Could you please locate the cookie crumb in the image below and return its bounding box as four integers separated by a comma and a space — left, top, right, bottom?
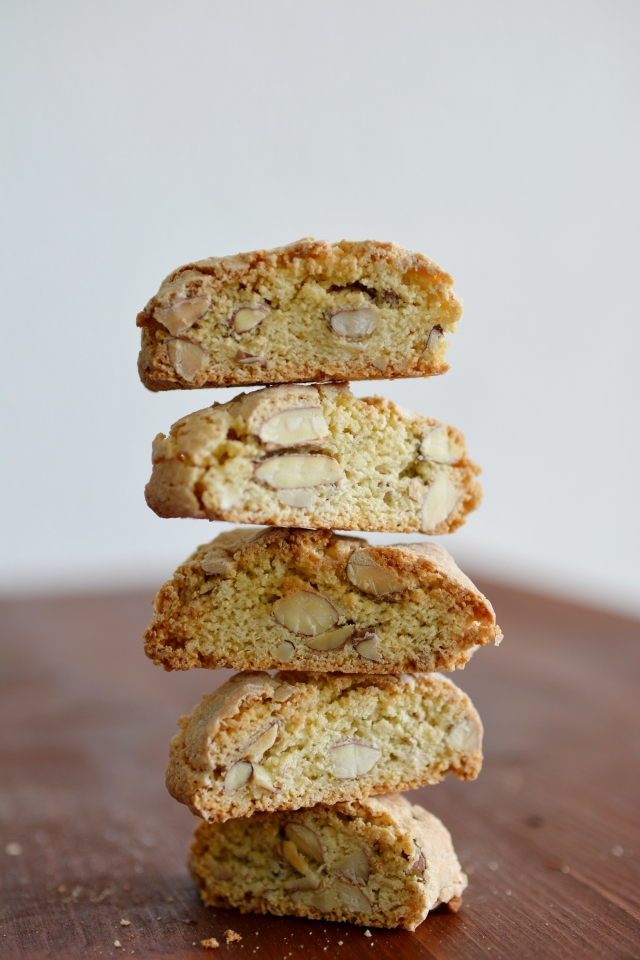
364, 930, 372, 937
201, 938, 220, 949
447, 896, 463, 913
57, 885, 66, 893
611, 845, 624, 857
114, 941, 122, 949
166, 896, 175, 902
224, 930, 242, 944
120, 920, 130, 927
5, 843, 22, 856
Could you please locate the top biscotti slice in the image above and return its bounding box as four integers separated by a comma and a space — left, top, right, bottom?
166, 671, 482, 823
145, 382, 481, 534
137, 238, 462, 390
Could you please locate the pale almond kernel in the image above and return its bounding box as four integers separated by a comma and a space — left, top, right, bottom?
258, 407, 329, 448
255, 455, 344, 489
446, 719, 479, 753
232, 304, 270, 333
336, 847, 370, 885
330, 741, 381, 779
272, 591, 339, 636
411, 842, 427, 874
243, 723, 278, 762
424, 323, 443, 353
167, 339, 208, 382
330, 306, 378, 339
275, 639, 295, 661
235, 350, 267, 365
200, 550, 235, 577
252, 765, 274, 792
420, 425, 458, 464
407, 478, 423, 502
420, 475, 460, 533
155, 296, 210, 335
276, 488, 315, 508
354, 632, 383, 662
283, 874, 322, 892
284, 824, 325, 864
281, 839, 310, 876
335, 879, 373, 913
223, 760, 252, 794
306, 625, 354, 651
346, 549, 404, 596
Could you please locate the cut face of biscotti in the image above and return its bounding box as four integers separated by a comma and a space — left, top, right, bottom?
145, 527, 502, 673
137, 238, 462, 391
166, 671, 482, 822
190, 793, 467, 931
145, 382, 481, 534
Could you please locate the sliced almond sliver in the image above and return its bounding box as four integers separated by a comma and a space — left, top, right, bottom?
243, 723, 278, 762
255, 455, 344, 489
272, 591, 339, 636
284, 824, 325, 864
258, 407, 329, 448
223, 760, 252, 794
446, 719, 479, 753
306, 625, 354, 651
330, 741, 381, 779
330, 307, 378, 339
336, 847, 370, 885
155, 296, 210, 335
420, 425, 459, 464
354, 632, 383, 662
420, 475, 460, 533
167, 339, 208, 381
232, 304, 270, 333
275, 639, 295, 661
346, 549, 404, 595
335, 879, 373, 913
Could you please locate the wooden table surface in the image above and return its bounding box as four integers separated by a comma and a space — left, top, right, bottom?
1, 580, 639, 959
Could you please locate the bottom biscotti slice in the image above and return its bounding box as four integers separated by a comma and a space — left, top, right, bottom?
189, 793, 467, 931
167, 671, 482, 822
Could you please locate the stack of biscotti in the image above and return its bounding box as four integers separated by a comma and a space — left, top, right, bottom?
138, 238, 502, 932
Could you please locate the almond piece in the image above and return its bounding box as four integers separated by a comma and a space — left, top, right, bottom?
446, 719, 479, 752
223, 760, 252, 794
272, 591, 339, 636
424, 323, 443, 352
232, 304, 270, 333
235, 350, 267, 365
306, 625, 354, 651
252, 765, 274, 792
155, 296, 210, 335
329, 307, 378, 339
420, 475, 460, 533
167, 339, 208, 382
420, 425, 459, 464
309, 888, 339, 912
411, 842, 427, 874
281, 840, 311, 876
330, 741, 381, 779
354, 631, 383, 662
258, 407, 329, 449
275, 639, 295, 661
283, 874, 323, 892
407, 478, 423, 502
200, 550, 235, 577
244, 723, 278, 762
284, 824, 325, 864
336, 847, 370, 885
255, 455, 343, 489
335, 879, 373, 913
276, 488, 315, 508
346, 549, 404, 596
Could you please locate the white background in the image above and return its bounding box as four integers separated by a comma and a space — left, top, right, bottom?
1, 1, 639, 614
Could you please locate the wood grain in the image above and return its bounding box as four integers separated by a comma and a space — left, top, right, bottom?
1, 581, 639, 959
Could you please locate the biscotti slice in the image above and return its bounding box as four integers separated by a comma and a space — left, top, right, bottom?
190, 793, 467, 931
137, 238, 462, 391
145, 527, 502, 673
145, 382, 481, 533
166, 671, 482, 822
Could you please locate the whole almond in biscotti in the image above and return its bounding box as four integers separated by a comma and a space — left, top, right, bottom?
137, 238, 462, 390
144, 527, 502, 673
189, 793, 467, 931
144, 382, 482, 534
165, 671, 482, 823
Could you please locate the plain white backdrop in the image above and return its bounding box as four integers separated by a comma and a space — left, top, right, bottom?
1, 1, 639, 613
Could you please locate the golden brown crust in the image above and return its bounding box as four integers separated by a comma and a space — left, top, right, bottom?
144, 383, 482, 534
166, 671, 483, 822
189, 793, 467, 930
137, 238, 462, 391
144, 527, 502, 673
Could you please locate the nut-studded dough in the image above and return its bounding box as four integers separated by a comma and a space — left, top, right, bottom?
145, 527, 502, 673
137, 238, 462, 390
166, 671, 482, 822
189, 793, 467, 931
145, 383, 481, 534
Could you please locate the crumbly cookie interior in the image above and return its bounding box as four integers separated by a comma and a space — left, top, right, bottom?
146, 383, 481, 533
189, 794, 466, 930
145, 529, 499, 673
168, 673, 481, 821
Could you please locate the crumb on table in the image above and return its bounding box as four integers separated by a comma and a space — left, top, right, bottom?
200, 937, 220, 949
224, 930, 242, 944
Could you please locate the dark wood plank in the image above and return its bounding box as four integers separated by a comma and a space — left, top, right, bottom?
1, 582, 639, 959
